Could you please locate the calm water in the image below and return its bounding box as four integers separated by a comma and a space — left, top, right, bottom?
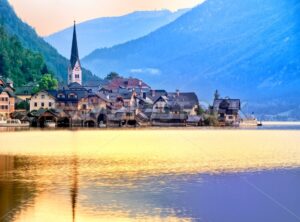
1, 127, 300, 222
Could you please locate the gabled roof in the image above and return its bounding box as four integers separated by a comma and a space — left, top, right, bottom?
153, 95, 169, 104
68, 82, 85, 89
104, 78, 151, 91
3, 87, 15, 97
48, 88, 88, 102
167, 92, 199, 109
32, 90, 56, 100
213, 99, 241, 110
15, 82, 37, 95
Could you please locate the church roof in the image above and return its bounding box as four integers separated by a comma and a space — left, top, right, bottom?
70, 22, 80, 70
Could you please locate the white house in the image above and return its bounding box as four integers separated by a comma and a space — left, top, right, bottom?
30, 91, 56, 111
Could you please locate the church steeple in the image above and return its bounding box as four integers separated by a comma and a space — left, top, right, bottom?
68, 21, 82, 85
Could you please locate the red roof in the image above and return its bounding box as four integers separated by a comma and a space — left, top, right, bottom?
104, 78, 150, 90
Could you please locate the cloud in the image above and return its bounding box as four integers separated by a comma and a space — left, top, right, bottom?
130, 68, 161, 75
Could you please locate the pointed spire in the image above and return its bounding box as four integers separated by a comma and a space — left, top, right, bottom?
70, 21, 80, 70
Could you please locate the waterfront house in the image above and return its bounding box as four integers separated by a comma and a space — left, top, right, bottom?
30, 90, 56, 111
53, 83, 88, 112
0, 78, 15, 118
167, 91, 199, 116
213, 98, 241, 126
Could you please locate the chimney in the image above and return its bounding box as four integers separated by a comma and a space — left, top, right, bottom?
176, 89, 180, 97
151, 90, 155, 97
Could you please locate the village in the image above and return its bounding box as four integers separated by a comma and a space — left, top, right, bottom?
0, 23, 245, 128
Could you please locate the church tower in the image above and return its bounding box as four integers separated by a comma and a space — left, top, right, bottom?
68, 21, 82, 85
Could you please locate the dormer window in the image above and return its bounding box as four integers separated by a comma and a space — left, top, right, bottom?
68, 93, 77, 99
58, 94, 65, 99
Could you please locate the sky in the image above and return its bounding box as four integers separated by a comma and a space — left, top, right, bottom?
8, 0, 203, 36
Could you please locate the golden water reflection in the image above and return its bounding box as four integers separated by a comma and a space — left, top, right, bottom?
1, 129, 300, 221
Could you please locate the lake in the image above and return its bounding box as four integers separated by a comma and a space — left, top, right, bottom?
1, 128, 300, 221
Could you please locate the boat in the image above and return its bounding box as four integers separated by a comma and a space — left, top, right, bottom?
0, 117, 30, 127
98, 121, 107, 128
44, 120, 56, 128
240, 118, 262, 127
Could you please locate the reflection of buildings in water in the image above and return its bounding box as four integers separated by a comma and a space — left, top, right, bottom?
70, 156, 79, 222
0, 155, 36, 221
0, 155, 14, 173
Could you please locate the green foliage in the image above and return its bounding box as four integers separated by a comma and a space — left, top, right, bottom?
105, 72, 120, 81
0, 0, 100, 84
32, 74, 58, 93
16, 100, 29, 111
203, 114, 219, 126
39, 74, 58, 90
0, 26, 47, 86
196, 105, 205, 116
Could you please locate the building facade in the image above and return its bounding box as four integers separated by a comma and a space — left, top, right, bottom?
0, 78, 15, 118
30, 91, 56, 111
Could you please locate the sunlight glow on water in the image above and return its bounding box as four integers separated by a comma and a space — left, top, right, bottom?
1, 129, 300, 221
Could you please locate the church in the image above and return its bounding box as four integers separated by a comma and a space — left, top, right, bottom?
68, 21, 82, 86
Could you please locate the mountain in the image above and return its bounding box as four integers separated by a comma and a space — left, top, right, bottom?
45, 9, 188, 58
82, 0, 300, 120
0, 26, 47, 86
0, 0, 99, 84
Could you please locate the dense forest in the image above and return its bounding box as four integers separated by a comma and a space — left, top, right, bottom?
0, 26, 48, 86
0, 0, 100, 84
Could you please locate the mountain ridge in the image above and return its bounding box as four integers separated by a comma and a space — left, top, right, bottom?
81, 0, 300, 119
45, 9, 189, 58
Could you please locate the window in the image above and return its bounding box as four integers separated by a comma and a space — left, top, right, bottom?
75, 74, 80, 79
34, 102, 37, 107
41, 102, 45, 107
41, 95, 45, 99
49, 102, 52, 107
69, 93, 77, 99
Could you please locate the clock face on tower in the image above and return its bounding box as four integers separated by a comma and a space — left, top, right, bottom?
75, 66, 80, 71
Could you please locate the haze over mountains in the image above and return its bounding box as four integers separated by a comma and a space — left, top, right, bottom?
0, 0, 99, 83
82, 0, 300, 119
45, 9, 188, 58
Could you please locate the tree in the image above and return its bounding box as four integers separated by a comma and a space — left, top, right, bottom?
33, 74, 58, 93
105, 72, 120, 81
0, 25, 48, 86
16, 100, 29, 111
